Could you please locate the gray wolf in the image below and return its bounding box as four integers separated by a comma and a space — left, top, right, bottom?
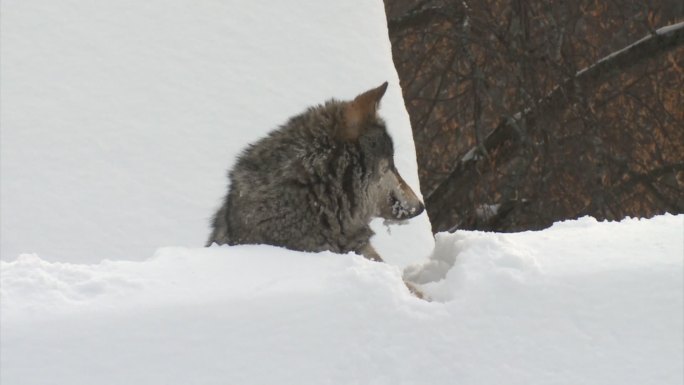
207, 82, 424, 262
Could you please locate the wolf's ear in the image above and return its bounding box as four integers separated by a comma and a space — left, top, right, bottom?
339, 81, 388, 141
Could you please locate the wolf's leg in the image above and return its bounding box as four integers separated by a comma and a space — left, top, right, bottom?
359, 244, 429, 300
404, 280, 429, 301
359, 244, 384, 262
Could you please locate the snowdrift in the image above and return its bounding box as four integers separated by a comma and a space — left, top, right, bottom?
2, 215, 682, 385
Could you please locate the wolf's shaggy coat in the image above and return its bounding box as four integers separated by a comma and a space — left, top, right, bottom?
207, 83, 423, 261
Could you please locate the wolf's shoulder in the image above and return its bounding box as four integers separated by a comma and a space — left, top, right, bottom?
230, 99, 347, 178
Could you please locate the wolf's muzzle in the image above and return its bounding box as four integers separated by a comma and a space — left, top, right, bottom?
390, 192, 425, 219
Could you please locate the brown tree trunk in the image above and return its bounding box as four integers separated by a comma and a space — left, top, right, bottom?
384, 0, 684, 233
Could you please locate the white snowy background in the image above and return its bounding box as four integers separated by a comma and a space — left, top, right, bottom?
1, 0, 683, 384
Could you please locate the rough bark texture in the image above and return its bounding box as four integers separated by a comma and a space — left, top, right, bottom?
384, 0, 684, 233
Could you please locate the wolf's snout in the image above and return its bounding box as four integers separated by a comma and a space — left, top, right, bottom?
389, 194, 424, 219
398, 197, 424, 219
388, 176, 425, 220
413, 201, 425, 216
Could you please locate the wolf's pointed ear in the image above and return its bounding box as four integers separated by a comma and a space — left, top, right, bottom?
339, 81, 388, 141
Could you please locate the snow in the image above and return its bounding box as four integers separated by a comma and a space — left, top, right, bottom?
2, 1, 683, 384
460, 146, 479, 162
575, 21, 684, 77
0, 0, 433, 266
2, 215, 682, 384
656, 20, 684, 36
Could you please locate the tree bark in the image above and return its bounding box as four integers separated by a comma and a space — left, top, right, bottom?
425, 22, 684, 233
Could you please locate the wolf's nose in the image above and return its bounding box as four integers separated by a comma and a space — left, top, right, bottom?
416, 201, 425, 215
412, 201, 425, 217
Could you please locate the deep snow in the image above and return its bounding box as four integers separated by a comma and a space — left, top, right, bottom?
2, 215, 682, 385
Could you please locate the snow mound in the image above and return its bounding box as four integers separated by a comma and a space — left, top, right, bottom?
2, 215, 682, 385
409, 215, 683, 302
1, 247, 413, 320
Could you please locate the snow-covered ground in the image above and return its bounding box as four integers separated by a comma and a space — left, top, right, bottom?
2, 1, 683, 384
2, 215, 682, 385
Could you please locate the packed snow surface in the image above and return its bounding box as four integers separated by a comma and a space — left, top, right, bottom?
2, 215, 682, 385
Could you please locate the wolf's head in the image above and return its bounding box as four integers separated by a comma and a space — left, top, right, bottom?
338, 82, 425, 221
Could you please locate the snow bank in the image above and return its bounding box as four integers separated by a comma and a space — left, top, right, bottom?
2, 215, 682, 385
3, 1, 682, 383
0, 0, 433, 265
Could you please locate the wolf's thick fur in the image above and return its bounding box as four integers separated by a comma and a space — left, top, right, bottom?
207, 82, 424, 261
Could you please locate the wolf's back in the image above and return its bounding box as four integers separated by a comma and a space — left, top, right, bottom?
206, 102, 350, 250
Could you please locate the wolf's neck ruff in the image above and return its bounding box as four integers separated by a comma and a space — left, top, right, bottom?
207, 82, 424, 262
